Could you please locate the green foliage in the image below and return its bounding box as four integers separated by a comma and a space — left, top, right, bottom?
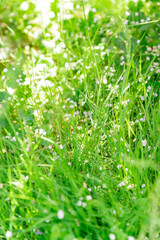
0, 0, 160, 239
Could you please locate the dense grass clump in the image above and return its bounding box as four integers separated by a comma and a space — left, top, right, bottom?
0, 0, 160, 239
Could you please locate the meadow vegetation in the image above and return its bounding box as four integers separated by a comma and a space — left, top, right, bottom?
0, 0, 160, 239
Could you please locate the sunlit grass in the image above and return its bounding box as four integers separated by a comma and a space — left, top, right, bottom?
0, 0, 160, 239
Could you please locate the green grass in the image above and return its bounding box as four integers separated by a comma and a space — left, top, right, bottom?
0, 0, 160, 239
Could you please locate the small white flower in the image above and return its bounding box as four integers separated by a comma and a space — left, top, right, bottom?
77, 200, 82, 206
103, 77, 107, 84
142, 139, 147, 147
109, 233, 116, 240
59, 144, 63, 149
86, 195, 92, 201
65, 62, 70, 70
147, 86, 151, 92
113, 210, 116, 215
128, 236, 135, 240
57, 210, 64, 219
7, 87, 15, 95
6, 231, 12, 238
20, 2, 29, 11
117, 164, 122, 169
2, 149, 6, 153
42, 40, 55, 48
82, 202, 87, 207
140, 96, 145, 101
153, 92, 158, 97
48, 11, 55, 18
92, 8, 96, 12
124, 20, 129, 25
34, 110, 39, 117
12, 136, 16, 142
125, 11, 130, 16
118, 181, 125, 187
140, 117, 145, 122
63, 1, 74, 10
58, 86, 63, 92
38, 79, 54, 88
3, 68, 8, 72
39, 129, 46, 136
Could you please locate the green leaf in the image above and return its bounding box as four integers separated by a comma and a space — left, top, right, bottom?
64, 234, 75, 240
0, 92, 10, 127
0, 91, 10, 102
19, 108, 35, 126
5, 66, 25, 89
